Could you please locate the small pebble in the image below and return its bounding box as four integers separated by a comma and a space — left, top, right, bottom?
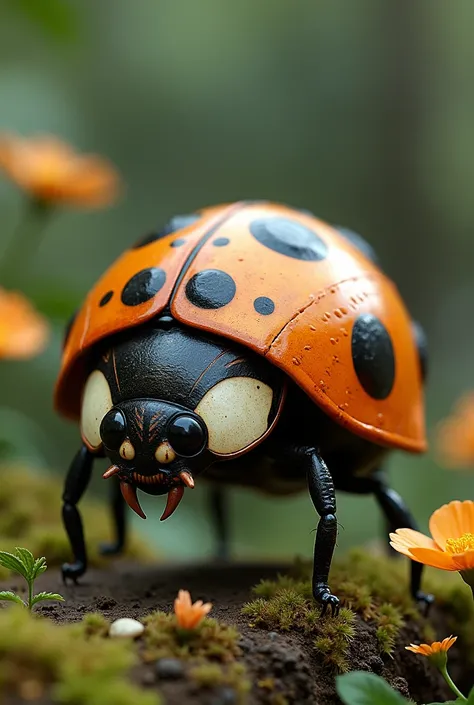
268, 631, 279, 640
109, 617, 144, 639
155, 658, 184, 680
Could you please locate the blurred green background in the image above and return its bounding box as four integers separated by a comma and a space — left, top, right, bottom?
0, 0, 472, 562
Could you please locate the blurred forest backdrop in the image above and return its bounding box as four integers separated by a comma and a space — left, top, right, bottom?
0, 0, 472, 562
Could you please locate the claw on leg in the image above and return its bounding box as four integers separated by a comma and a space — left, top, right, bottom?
314, 583, 341, 617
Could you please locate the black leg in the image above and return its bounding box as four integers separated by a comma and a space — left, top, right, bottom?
209, 485, 230, 561
301, 448, 340, 616
338, 472, 433, 612
100, 477, 127, 556
374, 483, 433, 609
61, 445, 94, 583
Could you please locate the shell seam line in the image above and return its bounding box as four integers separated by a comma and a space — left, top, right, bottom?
264, 272, 379, 355
168, 201, 249, 307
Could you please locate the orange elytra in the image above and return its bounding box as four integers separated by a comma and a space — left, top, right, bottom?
56, 201, 425, 453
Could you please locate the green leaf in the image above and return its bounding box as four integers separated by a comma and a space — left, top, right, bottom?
468, 687, 474, 704
14, 548, 35, 579
0, 591, 25, 606
0, 551, 29, 579
31, 592, 64, 607
31, 556, 48, 580
336, 672, 409, 705
6, 0, 78, 42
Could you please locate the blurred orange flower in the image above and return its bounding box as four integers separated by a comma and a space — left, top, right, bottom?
0, 133, 120, 208
390, 500, 474, 590
174, 589, 212, 630
0, 289, 48, 359
437, 393, 474, 469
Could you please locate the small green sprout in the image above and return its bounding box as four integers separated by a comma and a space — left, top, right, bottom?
0, 547, 64, 610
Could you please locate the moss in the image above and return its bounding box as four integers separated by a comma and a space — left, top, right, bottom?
244, 548, 474, 670
375, 603, 405, 655
0, 606, 160, 705
142, 611, 240, 663
0, 466, 154, 579
243, 581, 356, 672
189, 662, 250, 702
79, 612, 111, 638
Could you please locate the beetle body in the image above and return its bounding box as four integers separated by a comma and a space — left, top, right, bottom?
56, 201, 430, 613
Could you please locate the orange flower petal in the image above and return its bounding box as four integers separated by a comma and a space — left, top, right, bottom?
0, 133, 120, 209
429, 500, 474, 549
408, 546, 458, 570
0, 289, 48, 359
451, 549, 474, 571
390, 528, 437, 551
436, 394, 474, 468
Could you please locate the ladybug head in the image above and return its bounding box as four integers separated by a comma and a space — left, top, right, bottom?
79, 326, 286, 521
97, 398, 210, 520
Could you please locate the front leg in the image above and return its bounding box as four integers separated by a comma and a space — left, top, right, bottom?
100, 477, 127, 556
301, 448, 340, 616
62, 445, 94, 583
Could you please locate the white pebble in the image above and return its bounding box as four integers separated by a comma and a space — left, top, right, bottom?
109, 617, 144, 639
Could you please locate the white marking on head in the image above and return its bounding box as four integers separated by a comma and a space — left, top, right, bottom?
80, 370, 113, 451
155, 441, 176, 464
119, 439, 135, 460
195, 377, 273, 456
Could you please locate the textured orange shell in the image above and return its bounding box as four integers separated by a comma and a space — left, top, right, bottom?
55, 201, 426, 453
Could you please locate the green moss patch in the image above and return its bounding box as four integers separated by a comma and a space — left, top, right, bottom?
189, 662, 250, 702
142, 610, 241, 663
243, 548, 474, 672
0, 606, 159, 705
0, 466, 154, 579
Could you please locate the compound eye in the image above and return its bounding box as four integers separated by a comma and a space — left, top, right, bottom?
100, 409, 127, 450
167, 414, 207, 458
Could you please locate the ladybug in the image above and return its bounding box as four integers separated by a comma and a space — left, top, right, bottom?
55, 201, 431, 614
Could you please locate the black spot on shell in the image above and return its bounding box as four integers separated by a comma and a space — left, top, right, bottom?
335, 226, 379, 266
121, 268, 166, 306
185, 269, 236, 309
99, 291, 114, 307
132, 214, 201, 249
250, 217, 327, 261
351, 314, 395, 399
170, 238, 186, 248
213, 237, 230, 247
254, 296, 275, 315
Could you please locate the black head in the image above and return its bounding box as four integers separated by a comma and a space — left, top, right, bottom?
80, 322, 285, 519
97, 398, 210, 519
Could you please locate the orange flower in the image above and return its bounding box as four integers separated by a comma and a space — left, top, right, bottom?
0, 133, 120, 208
390, 501, 474, 591
0, 289, 48, 359
406, 636, 457, 669
406, 635, 457, 657
437, 393, 474, 468
174, 589, 212, 630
